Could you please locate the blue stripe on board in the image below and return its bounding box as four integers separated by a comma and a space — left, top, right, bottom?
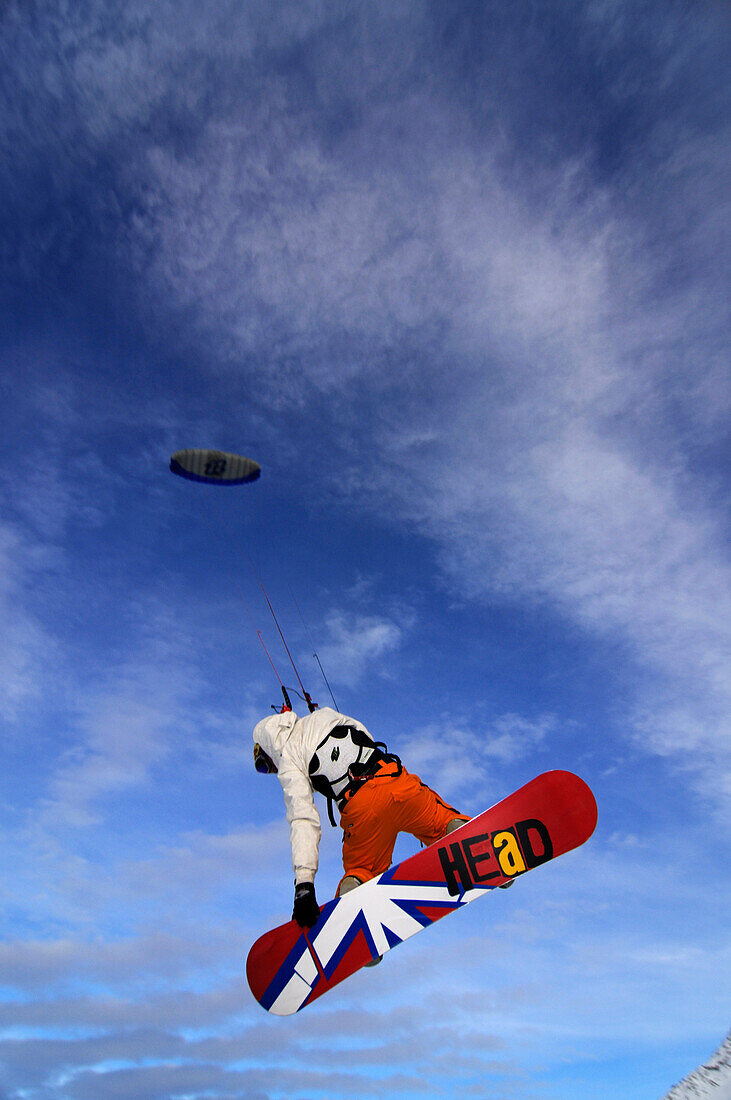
260, 899, 339, 1011
377, 862, 496, 904
377, 862, 448, 890
260, 933, 318, 1011
318, 909, 382, 978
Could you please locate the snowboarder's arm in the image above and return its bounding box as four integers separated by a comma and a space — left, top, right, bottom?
277, 756, 322, 885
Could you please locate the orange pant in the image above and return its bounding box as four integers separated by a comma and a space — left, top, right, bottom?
338, 761, 469, 888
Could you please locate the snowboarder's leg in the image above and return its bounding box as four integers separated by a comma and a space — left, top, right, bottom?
386, 768, 470, 846
339, 783, 401, 886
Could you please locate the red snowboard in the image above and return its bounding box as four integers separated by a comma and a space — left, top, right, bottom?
246, 769, 597, 1015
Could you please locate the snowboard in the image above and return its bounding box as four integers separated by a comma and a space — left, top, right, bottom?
246, 769, 597, 1015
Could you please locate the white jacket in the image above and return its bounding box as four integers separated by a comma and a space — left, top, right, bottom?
252, 707, 375, 884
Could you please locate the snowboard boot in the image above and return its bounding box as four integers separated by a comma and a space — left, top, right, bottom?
338, 876, 381, 966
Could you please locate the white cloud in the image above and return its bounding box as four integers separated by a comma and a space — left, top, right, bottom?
317, 609, 405, 689
0, 9, 727, 1098
123, 82, 728, 810
409, 414, 731, 808
0, 521, 60, 721
336, 151, 730, 809
0, 926, 234, 993
399, 712, 556, 807
39, 674, 184, 830
116, 821, 291, 902
0, 980, 246, 1031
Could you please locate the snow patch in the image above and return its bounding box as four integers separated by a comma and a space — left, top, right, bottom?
661, 1032, 731, 1099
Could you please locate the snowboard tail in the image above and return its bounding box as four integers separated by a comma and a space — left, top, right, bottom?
246, 769, 597, 1015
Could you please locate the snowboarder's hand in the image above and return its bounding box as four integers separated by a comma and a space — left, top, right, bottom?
292, 882, 320, 928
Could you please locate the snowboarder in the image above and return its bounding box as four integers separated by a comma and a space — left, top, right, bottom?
252, 706, 471, 931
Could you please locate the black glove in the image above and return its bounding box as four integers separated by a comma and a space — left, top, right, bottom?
292, 882, 320, 928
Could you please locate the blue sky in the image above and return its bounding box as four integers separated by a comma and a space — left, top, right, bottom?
0, 2, 729, 1097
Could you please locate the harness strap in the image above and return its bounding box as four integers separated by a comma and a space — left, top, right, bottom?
311, 739, 403, 826
338, 745, 403, 810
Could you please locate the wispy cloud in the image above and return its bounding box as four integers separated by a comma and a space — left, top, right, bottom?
400, 712, 557, 807
36, 657, 198, 830
317, 608, 405, 689
0, 4, 727, 1098
34, 0, 723, 818
0, 520, 60, 721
